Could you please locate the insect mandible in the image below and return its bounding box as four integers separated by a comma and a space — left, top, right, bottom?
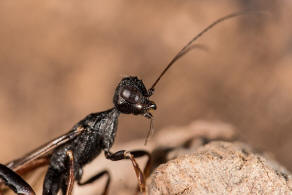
0, 11, 262, 195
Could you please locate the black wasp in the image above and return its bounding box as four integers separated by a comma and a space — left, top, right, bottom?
0, 11, 260, 195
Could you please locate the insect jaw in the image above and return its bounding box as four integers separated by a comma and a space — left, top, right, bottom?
147, 100, 157, 111
143, 100, 156, 119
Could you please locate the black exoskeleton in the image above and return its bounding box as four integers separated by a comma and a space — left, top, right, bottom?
0, 11, 262, 195
0, 76, 155, 195
42, 76, 156, 195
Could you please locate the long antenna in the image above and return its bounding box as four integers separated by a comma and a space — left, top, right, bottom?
148, 11, 264, 95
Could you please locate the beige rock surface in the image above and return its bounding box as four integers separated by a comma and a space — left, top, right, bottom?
4, 121, 291, 195
72, 120, 236, 195
148, 141, 292, 195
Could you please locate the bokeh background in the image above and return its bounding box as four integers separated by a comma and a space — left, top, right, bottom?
1, 0, 292, 174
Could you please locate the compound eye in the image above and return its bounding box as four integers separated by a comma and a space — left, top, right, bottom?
120, 86, 141, 104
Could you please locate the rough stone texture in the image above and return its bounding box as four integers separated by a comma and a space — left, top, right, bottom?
148, 141, 292, 195
72, 120, 236, 195
4, 120, 292, 195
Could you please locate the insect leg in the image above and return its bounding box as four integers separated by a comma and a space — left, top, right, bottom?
43, 167, 62, 195
104, 149, 151, 192
129, 150, 152, 194
65, 151, 75, 195
129, 150, 152, 180
77, 170, 110, 195
44, 150, 75, 195
0, 163, 35, 195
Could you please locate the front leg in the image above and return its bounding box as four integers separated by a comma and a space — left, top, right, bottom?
104, 149, 150, 192
43, 150, 75, 195
64, 151, 75, 195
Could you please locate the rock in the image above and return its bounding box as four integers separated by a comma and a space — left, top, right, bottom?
148, 141, 292, 194
72, 120, 237, 195
14, 120, 291, 195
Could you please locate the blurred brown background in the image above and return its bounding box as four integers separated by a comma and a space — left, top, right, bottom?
1, 0, 292, 173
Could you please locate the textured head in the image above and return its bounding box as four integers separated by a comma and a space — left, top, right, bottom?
113, 76, 156, 117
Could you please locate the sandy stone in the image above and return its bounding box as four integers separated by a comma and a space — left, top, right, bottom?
7, 121, 290, 195
148, 141, 292, 195
72, 120, 237, 195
